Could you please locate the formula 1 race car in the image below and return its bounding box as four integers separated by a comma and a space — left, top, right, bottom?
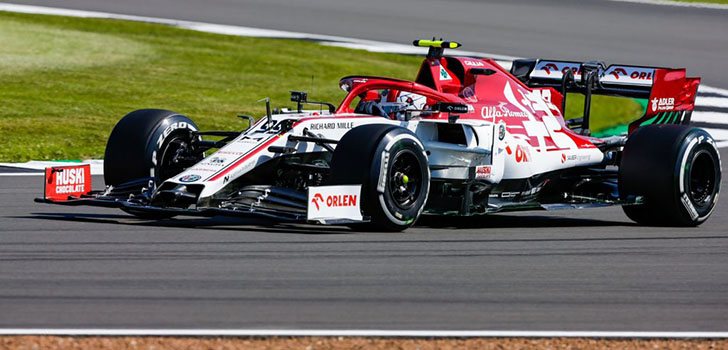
37, 40, 722, 231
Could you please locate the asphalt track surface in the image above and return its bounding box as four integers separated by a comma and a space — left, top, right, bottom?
1, 0, 728, 332
7, 0, 728, 88
1, 147, 727, 331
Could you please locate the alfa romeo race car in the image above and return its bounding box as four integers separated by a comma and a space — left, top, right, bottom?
37, 40, 722, 231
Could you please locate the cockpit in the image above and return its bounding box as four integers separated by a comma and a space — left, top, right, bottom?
353, 89, 431, 120
336, 76, 464, 120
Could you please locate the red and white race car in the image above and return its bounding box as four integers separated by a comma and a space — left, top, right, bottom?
37, 40, 721, 231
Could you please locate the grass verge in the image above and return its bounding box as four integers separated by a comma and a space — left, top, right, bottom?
0, 11, 642, 162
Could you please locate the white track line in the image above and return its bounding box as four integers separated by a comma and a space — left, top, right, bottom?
695, 96, 728, 109
692, 111, 728, 124
699, 85, 728, 96
609, 0, 728, 10
0, 329, 727, 338
0, 173, 42, 176
701, 128, 728, 142
0, 160, 103, 175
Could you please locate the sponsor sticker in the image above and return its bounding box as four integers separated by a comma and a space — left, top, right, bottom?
681, 193, 700, 221
44, 164, 91, 201
200, 156, 226, 167
215, 150, 245, 155
309, 121, 354, 130
602, 66, 654, 86
531, 61, 582, 80
532, 62, 654, 87
650, 97, 675, 112
179, 174, 201, 183
307, 185, 363, 221
491, 186, 543, 199
498, 124, 506, 141
461, 86, 476, 102
515, 145, 531, 163
463, 60, 485, 67
475, 165, 492, 180
439, 66, 452, 81
561, 153, 592, 163
481, 102, 530, 119
186, 168, 218, 173
155, 121, 196, 148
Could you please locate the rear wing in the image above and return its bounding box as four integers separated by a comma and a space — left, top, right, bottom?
510, 59, 701, 134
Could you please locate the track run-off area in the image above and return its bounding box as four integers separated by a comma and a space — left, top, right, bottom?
1, 0, 727, 337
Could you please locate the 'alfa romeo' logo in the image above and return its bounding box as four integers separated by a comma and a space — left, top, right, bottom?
179, 174, 201, 183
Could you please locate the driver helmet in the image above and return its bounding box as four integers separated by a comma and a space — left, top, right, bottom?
378, 91, 428, 120
396, 91, 427, 111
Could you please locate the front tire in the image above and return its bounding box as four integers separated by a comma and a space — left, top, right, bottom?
104, 109, 203, 219
329, 124, 430, 231
104, 109, 201, 186
619, 125, 721, 226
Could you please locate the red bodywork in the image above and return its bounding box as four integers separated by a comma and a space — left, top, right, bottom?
632, 68, 701, 133
338, 56, 597, 152
338, 54, 700, 151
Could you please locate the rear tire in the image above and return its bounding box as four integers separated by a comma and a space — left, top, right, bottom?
619, 125, 721, 226
329, 124, 430, 231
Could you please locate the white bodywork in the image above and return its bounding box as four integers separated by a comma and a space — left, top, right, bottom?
164, 110, 604, 203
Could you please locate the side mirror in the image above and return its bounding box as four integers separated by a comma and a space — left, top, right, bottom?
434, 102, 469, 124
434, 102, 469, 114
290, 90, 336, 114
290, 91, 308, 113
290, 91, 308, 103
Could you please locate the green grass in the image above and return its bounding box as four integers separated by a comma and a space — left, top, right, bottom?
564, 94, 645, 134
0, 12, 643, 162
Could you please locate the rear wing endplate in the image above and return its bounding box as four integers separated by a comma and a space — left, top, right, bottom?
511, 59, 701, 134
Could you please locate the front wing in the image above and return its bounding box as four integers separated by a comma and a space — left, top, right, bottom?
35, 164, 367, 225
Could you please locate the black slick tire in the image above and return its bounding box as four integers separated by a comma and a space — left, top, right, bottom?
619, 125, 721, 226
104, 109, 200, 186
329, 124, 430, 231
104, 109, 201, 219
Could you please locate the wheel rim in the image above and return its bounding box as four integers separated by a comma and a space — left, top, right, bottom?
388, 149, 422, 210
687, 150, 717, 208
158, 135, 197, 182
